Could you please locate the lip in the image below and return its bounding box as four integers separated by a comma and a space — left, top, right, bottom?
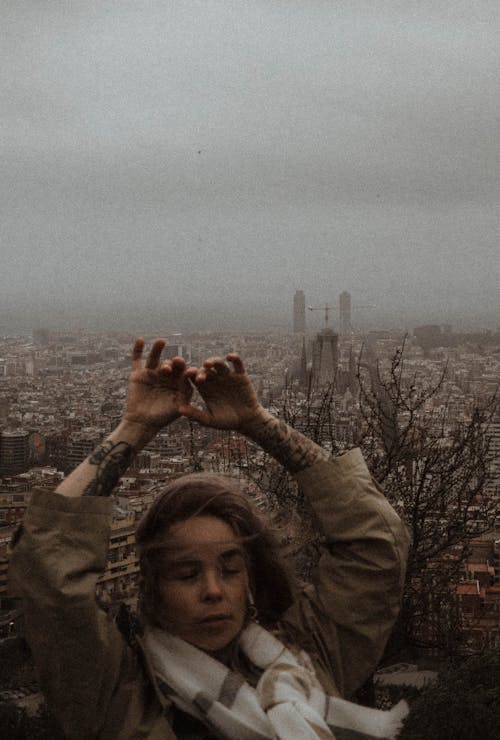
200, 614, 232, 624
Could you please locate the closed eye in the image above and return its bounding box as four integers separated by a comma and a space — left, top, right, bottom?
222, 565, 243, 575
174, 570, 199, 581
220, 549, 246, 576
166, 562, 200, 581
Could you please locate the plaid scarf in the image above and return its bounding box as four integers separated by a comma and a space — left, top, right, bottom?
145, 622, 408, 739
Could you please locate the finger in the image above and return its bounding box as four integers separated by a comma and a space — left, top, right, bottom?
184, 366, 199, 382
158, 360, 173, 376
201, 358, 229, 382
170, 357, 187, 375
178, 404, 211, 425
145, 339, 166, 369
226, 353, 245, 374
202, 356, 225, 368
191, 368, 208, 384
131, 338, 145, 371
210, 359, 230, 375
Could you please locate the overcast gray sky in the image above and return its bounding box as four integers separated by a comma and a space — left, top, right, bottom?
2, 1, 499, 332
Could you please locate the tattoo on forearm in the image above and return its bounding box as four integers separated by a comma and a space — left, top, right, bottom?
82, 441, 135, 497
249, 417, 329, 474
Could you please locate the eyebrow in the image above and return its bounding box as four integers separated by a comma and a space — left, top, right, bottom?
169, 547, 245, 566
220, 548, 246, 561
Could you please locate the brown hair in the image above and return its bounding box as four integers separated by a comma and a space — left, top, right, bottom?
135, 472, 295, 630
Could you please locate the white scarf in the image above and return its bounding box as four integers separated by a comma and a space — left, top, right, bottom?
145, 622, 408, 740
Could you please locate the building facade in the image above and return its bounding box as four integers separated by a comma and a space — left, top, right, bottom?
311, 329, 338, 387
0, 431, 30, 477
293, 290, 306, 333
339, 291, 352, 337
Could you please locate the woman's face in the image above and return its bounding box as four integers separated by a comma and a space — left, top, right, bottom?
159, 515, 249, 654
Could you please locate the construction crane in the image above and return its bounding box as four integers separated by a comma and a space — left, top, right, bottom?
308, 304, 333, 329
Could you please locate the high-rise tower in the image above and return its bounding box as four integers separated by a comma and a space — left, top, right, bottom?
293, 290, 306, 333
339, 291, 352, 337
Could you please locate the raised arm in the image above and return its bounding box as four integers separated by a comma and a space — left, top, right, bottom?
180, 354, 329, 473
9, 339, 192, 738
57, 337, 194, 497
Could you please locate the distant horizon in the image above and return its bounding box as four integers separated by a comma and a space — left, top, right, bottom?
1, 297, 499, 337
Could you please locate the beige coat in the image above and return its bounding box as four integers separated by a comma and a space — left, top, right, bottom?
9, 449, 409, 739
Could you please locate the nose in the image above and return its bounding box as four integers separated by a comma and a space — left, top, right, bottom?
201, 569, 224, 602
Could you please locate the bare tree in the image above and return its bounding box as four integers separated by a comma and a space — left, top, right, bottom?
186, 343, 498, 655
356, 339, 498, 654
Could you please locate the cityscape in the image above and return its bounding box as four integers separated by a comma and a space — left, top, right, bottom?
0, 290, 499, 734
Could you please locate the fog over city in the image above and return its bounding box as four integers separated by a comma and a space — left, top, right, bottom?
2, 1, 499, 334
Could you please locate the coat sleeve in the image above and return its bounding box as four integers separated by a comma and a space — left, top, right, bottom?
282, 448, 409, 699
8, 489, 147, 739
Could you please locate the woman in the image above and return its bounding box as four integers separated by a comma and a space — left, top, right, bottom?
10, 339, 409, 739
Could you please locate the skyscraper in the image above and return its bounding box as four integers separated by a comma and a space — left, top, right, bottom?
293, 290, 306, 333
339, 291, 352, 337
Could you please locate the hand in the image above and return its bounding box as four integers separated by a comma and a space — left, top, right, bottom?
179, 354, 264, 431
124, 338, 194, 431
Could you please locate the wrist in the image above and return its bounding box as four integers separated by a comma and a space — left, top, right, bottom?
110, 419, 159, 450
239, 406, 275, 438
